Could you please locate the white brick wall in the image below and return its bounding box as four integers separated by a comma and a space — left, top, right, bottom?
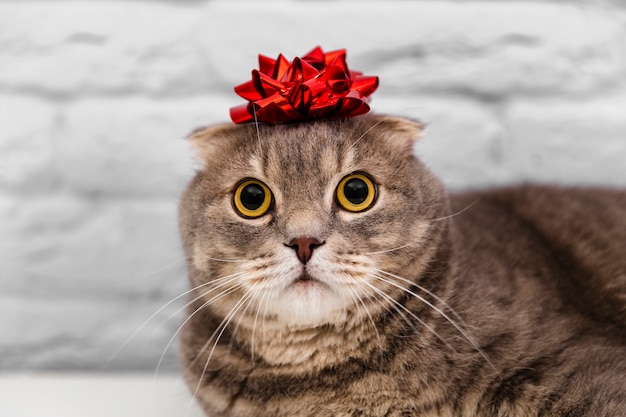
1, 0, 625, 372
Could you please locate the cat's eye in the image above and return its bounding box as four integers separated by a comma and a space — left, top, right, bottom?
336, 172, 377, 213
233, 179, 273, 218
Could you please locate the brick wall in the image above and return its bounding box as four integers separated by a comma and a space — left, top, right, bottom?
1, 0, 625, 372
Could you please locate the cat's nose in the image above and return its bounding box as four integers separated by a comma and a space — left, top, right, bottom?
286, 237, 324, 264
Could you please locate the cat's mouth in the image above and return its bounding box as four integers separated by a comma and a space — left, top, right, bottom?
292, 272, 326, 288
297, 272, 315, 282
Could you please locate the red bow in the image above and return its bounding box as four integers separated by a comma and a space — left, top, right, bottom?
230, 46, 379, 124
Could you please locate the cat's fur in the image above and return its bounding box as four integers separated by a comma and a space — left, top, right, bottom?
178, 115, 626, 417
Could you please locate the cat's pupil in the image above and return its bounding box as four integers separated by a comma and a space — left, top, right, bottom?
343, 178, 368, 204
241, 184, 266, 210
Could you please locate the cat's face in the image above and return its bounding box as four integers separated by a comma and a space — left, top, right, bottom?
179, 115, 447, 330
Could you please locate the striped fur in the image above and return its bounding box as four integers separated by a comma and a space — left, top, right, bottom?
178, 115, 626, 416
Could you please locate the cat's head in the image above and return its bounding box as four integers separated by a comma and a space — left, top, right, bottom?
179, 115, 448, 330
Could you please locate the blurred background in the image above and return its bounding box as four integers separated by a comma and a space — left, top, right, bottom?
1, 0, 625, 378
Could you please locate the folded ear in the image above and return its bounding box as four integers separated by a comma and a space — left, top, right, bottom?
364, 114, 425, 156
186, 123, 241, 164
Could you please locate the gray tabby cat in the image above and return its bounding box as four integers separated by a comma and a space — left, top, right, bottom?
178, 115, 626, 417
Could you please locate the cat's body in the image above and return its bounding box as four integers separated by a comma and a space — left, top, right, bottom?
178, 115, 626, 417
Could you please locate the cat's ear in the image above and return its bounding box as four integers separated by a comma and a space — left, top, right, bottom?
365, 115, 424, 156
186, 123, 240, 163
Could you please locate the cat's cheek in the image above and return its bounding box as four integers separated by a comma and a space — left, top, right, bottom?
192, 243, 209, 271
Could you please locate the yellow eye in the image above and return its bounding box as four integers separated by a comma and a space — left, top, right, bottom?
233, 179, 273, 218
336, 173, 377, 213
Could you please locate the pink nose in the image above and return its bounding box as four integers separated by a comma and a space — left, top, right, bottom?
286, 237, 324, 264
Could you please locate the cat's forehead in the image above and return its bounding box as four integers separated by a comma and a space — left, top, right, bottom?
248, 142, 355, 181
190, 115, 423, 188
250, 122, 359, 181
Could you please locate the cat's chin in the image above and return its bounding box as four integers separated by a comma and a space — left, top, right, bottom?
267, 278, 349, 329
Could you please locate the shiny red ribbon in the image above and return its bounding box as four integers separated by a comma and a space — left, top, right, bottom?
230, 46, 379, 124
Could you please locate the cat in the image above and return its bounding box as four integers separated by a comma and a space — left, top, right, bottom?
178, 114, 626, 417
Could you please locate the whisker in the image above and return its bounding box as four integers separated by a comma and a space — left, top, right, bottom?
141, 258, 186, 276
344, 283, 383, 354
373, 268, 468, 327
167, 273, 248, 324
366, 283, 427, 340
106, 271, 245, 368
154, 281, 246, 381
370, 286, 437, 345
430, 195, 484, 222
370, 273, 494, 369
364, 241, 421, 256
348, 117, 386, 152
184, 283, 260, 373
362, 197, 484, 257
185, 285, 259, 417
362, 278, 456, 352
251, 285, 272, 366
203, 256, 248, 263
229, 284, 264, 351
253, 105, 261, 148
261, 285, 272, 349
107, 280, 209, 368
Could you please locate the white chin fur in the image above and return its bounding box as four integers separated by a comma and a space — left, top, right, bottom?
266, 283, 348, 329
245, 248, 353, 329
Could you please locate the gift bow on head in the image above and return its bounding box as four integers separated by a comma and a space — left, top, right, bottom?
230, 46, 379, 124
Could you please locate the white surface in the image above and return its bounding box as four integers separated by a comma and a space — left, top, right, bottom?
0, 374, 204, 417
